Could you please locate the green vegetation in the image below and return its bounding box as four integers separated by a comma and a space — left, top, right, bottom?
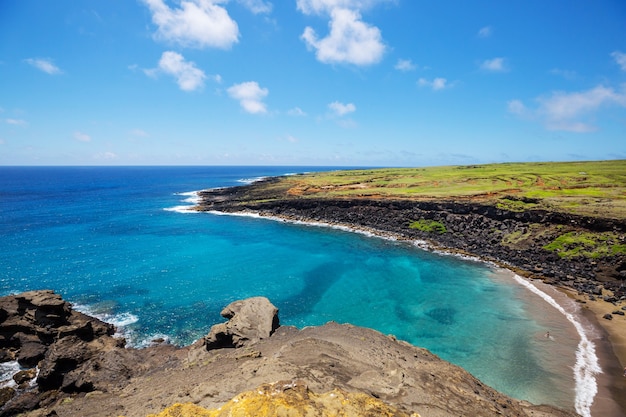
409, 219, 447, 234
543, 231, 626, 258
496, 198, 538, 212
278, 160, 626, 219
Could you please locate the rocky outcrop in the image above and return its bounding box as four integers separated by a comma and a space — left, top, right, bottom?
198, 297, 280, 350
1, 293, 578, 417
0, 291, 179, 416
0, 290, 114, 368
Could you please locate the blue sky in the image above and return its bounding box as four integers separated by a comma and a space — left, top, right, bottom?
1, 0, 625, 166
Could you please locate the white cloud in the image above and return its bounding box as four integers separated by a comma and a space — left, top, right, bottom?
153, 51, 207, 91
237, 0, 272, 14
417, 77, 449, 91
302, 8, 384, 66
480, 57, 507, 72
296, 0, 391, 15
328, 100, 356, 116
74, 131, 92, 142
142, 0, 239, 49
477, 26, 492, 38
227, 81, 269, 114
288, 107, 307, 116
298, 1, 386, 66
24, 58, 62, 75
508, 84, 626, 132
395, 59, 416, 72
612, 51, 626, 71
0, 138, 5, 145
5, 118, 27, 126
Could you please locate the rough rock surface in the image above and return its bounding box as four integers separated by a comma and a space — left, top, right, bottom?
144, 380, 419, 417
199, 297, 279, 350
0, 290, 178, 416
2, 293, 578, 417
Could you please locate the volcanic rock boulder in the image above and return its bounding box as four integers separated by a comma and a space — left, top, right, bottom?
201, 297, 279, 349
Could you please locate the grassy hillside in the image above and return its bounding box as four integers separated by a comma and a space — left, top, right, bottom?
279, 160, 626, 220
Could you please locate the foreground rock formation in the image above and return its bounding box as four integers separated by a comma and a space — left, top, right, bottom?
0, 292, 576, 417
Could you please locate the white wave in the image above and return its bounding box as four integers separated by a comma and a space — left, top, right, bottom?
0, 361, 21, 388
511, 274, 600, 417
163, 205, 199, 214
164, 190, 203, 213
237, 176, 267, 184
74, 305, 139, 334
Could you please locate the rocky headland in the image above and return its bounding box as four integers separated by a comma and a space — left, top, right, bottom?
1, 291, 578, 417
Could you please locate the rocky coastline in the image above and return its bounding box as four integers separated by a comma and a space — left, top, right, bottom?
195, 178, 626, 301
1, 291, 578, 417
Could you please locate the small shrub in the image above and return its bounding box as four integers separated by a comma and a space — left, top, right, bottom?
543, 231, 625, 258
409, 219, 447, 234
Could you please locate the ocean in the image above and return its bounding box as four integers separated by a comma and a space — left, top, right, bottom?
0, 166, 601, 415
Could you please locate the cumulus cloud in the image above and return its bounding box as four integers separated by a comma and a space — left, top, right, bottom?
150, 51, 207, 91
142, 0, 239, 49
417, 77, 449, 91
477, 26, 492, 38
395, 59, 416, 72
612, 51, 626, 71
508, 84, 626, 132
227, 81, 269, 114
74, 131, 92, 142
25, 58, 62, 74
328, 101, 356, 116
480, 57, 507, 72
298, 0, 387, 66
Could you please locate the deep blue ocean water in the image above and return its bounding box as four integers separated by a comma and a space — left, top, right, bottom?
0, 166, 596, 412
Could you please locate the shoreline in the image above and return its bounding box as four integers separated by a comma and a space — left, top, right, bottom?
204, 208, 626, 417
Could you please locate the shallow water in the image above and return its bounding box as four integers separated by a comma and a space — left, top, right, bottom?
0, 166, 595, 412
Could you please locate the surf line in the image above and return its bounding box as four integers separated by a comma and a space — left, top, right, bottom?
511, 274, 601, 417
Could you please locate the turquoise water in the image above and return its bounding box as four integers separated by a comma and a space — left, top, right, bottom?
0, 166, 586, 411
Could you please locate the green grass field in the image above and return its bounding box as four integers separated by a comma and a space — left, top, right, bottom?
279, 160, 626, 220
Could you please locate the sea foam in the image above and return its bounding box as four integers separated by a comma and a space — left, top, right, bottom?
0, 361, 21, 388
164, 190, 203, 213
511, 274, 601, 417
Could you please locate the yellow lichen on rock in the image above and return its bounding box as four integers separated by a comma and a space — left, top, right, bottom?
145, 380, 419, 417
